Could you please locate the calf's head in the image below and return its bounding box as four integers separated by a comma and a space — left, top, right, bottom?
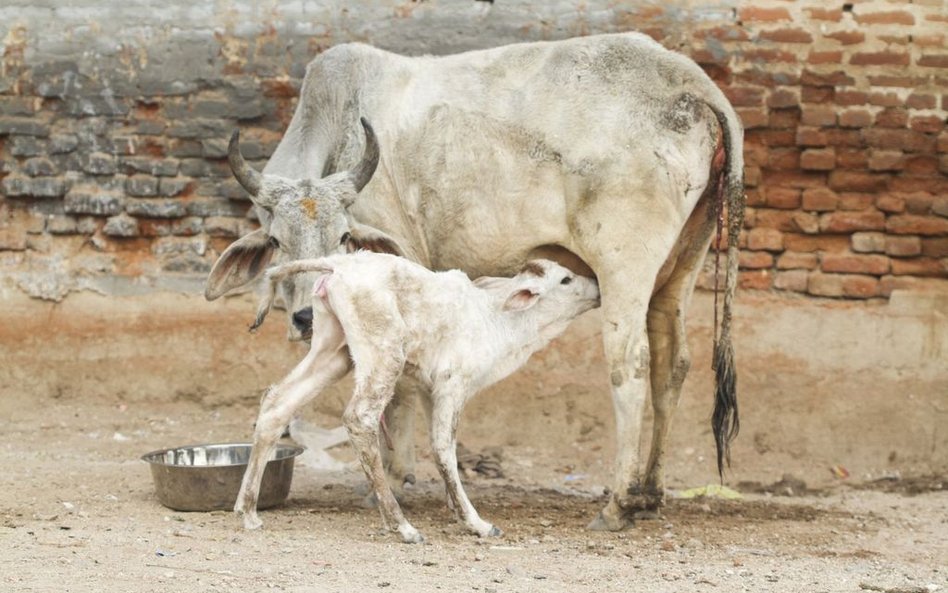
497, 259, 600, 335
205, 118, 404, 340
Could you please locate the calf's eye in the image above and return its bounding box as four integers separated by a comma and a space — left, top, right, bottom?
268, 236, 280, 249
560, 276, 573, 285
340, 232, 352, 245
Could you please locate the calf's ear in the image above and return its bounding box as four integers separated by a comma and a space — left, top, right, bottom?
348, 221, 407, 257
503, 288, 540, 312
205, 229, 275, 301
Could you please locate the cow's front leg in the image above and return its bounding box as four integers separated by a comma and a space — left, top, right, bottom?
587, 285, 653, 532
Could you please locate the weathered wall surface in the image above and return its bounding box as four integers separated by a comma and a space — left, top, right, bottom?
0, 0, 946, 301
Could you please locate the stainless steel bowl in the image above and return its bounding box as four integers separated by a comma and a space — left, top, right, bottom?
141, 443, 304, 512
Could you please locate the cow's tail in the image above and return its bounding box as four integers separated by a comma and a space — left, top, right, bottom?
249, 259, 334, 332
704, 90, 746, 481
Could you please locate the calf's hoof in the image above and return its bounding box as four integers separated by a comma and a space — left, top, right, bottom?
486, 525, 503, 538
235, 509, 263, 530
398, 524, 425, 544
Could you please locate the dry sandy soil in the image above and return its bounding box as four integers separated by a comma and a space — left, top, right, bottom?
1, 395, 945, 593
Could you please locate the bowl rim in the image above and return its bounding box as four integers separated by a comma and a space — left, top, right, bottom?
140, 442, 305, 468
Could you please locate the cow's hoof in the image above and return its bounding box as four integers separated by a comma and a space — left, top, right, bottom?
587, 509, 632, 532
239, 512, 263, 530
398, 525, 425, 544
487, 525, 503, 537
633, 509, 662, 521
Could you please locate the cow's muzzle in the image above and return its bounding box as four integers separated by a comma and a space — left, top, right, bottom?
292, 307, 314, 335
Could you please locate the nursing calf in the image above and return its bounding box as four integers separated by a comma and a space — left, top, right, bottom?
234, 252, 599, 543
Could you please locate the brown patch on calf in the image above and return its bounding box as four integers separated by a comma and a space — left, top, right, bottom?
520, 261, 546, 277
300, 198, 318, 220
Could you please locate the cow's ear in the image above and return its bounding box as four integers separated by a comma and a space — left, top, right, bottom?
348, 221, 407, 257
205, 229, 275, 301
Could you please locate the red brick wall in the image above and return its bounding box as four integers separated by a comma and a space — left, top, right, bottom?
0, 2, 945, 301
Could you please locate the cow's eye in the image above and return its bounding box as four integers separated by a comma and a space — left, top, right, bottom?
560, 276, 573, 285
340, 232, 352, 245
268, 236, 281, 249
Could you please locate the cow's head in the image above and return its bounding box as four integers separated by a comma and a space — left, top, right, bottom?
205, 118, 405, 340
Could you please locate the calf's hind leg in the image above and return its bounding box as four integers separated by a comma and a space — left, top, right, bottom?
235, 317, 349, 530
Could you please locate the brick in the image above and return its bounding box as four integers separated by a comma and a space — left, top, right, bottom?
747, 228, 784, 251
821, 253, 890, 275
121, 157, 179, 177
838, 110, 872, 128
801, 86, 834, 104
801, 106, 836, 127
762, 171, 826, 189
103, 214, 139, 238
933, 197, 948, 218
796, 127, 828, 147
904, 193, 934, 214
868, 92, 901, 108
737, 108, 768, 129
777, 251, 819, 270
828, 171, 889, 193
23, 157, 57, 177
204, 216, 242, 237
746, 189, 765, 207
807, 272, 843, 297
876, 195, 905, 213
879, 275, 948, 296
125, 199, 188, 219
774, 269, 809, 292
906, 94, 937, 110
792, 212, 820, 234
863, 129, 936, 153
158, 178, 190, 197
0, 117, 49, 137
0, 227, 28, 251
805, 7, 842, 21
739, 270, 772, 290
890, 258, 947, 277
839, 193, 875, 211
64, 188, 124, 216
1, 175, 66, 198
767, 89, 798, 109
886, 214, 948, 236
918, 55, 948, 69
850, 52, 910, 66
851, 232, 887, 253
186, 198, 248, 217
885, 236, 922, 257
868, 75, 926, 89
808, 51, 842, 65
921, 238, 948, 258
875, 108, 909, 129
754, 209, 798, 233
905, 155, 939, 176
769, 108, 800, 129
800, 148, 836, 171
745, 167, 761, 188
841, 275, 881, 299
768, 148, 800, 170
825, 128, 862, 148
10, 137, 43, 157
835, 91, 868, 107
910, 116, 944, 134
759, 28, 813, 43
166, 119, 231, 139
836, 149, 868, 170
739, 251, 774, 270
868, 151, 905, 172
745, 48, 798, 64
765, 187, 801, 209
820, 210, 886, 233
854, 10, 915, 25
125, 176, 160, 197
82, 152, 117, 176
825, 31, 865, 45
890, 176, 948, 194
723, 87, 764, 107
739, 6, 791, 21
47, 215, 78, 235
784, 234, 851, 253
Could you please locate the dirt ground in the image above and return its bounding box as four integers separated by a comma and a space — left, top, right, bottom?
1, 395, 945, 593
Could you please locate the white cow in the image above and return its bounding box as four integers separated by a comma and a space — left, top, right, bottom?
207, 32, 745, 531
235, 253, 600, 542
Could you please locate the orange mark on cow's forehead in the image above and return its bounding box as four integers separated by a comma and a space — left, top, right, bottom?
300, 198, 318, 220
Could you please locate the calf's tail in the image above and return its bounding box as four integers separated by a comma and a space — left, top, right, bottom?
705, 93, 746, 481
249, 259, 334, 332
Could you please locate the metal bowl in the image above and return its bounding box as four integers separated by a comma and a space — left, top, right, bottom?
141, 443, 304, 512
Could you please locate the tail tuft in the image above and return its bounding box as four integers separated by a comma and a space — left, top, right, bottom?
712, 335, 739, 480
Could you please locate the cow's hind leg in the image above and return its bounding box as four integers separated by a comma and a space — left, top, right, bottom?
641, 222, 714, 516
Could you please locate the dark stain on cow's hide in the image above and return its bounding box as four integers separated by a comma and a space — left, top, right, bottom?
661, 93, 703, 134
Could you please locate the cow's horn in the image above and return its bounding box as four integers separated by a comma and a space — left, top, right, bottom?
349, 117, 380, 194
228, 130, 263, 197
